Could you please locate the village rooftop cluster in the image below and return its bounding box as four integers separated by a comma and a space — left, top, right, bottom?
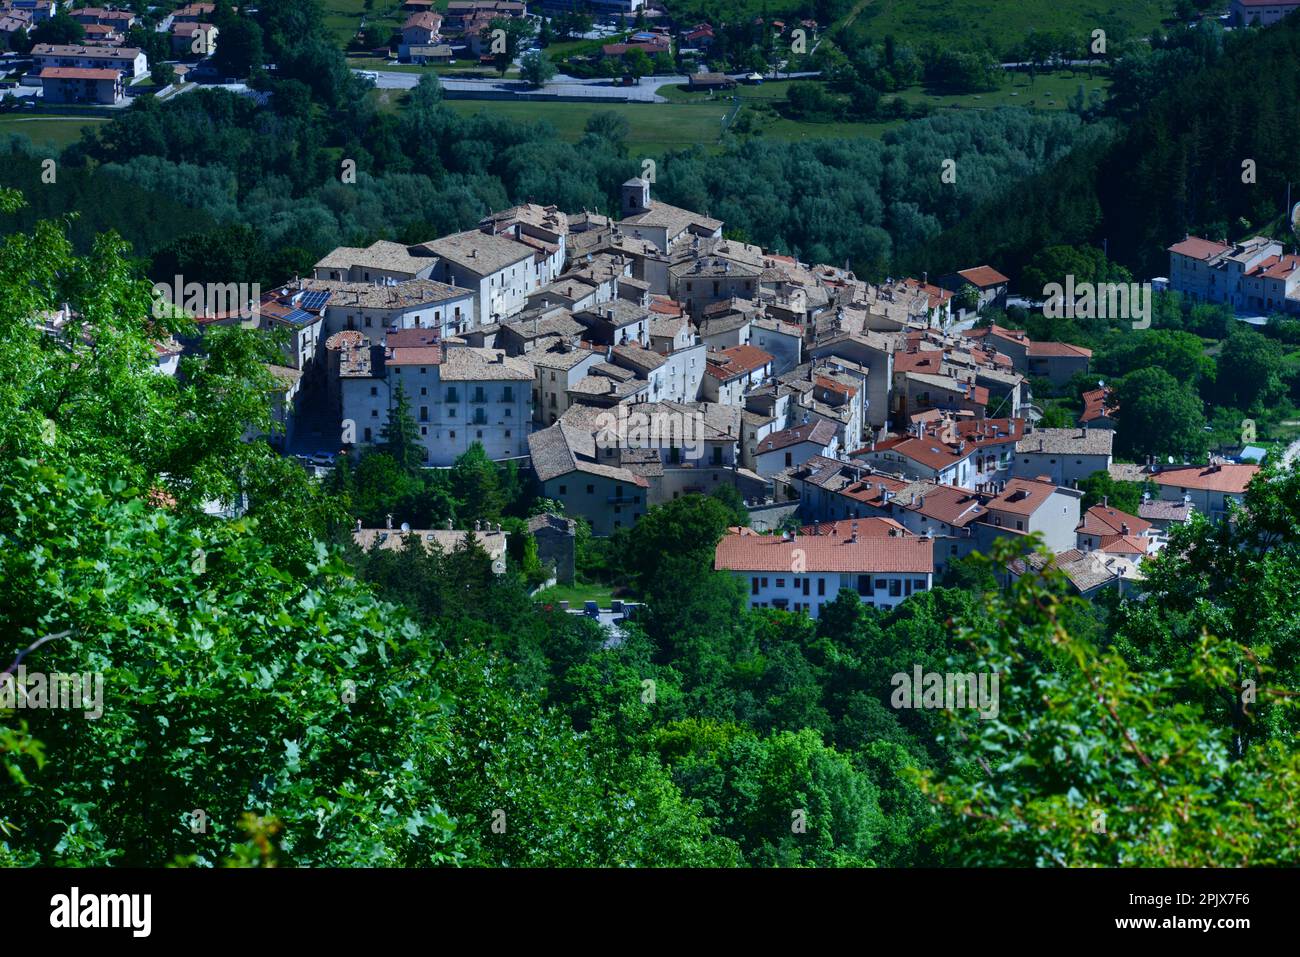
129, 175, 1261, 618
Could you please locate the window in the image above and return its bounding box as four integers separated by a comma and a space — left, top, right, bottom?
419, 406, 429, 422
449, 431, 456, 439
1016, 521, 1023, 530
775, 578, 785, 588
558, 485, 566, 495
369, 386, 378, 396
420, 387, 427, 396
505, 430, 511, 437
587, 484, 595, 495
761, 578, 768, 588
420, 426, 427, 436
889, 579, 902, 597
446, 388, 458, 402
503, 387, 514, 402
817, 578, 825, 596
371, 409, 378, 418
363, 427, 372, 441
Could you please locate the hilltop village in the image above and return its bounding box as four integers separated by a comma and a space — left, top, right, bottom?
173, 177, 1259, 615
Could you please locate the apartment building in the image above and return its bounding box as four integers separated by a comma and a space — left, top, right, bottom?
1167, 234, 1300, 314
714, 529, 935, 616
341, 330, 532, 465
31, 42, 146, 77
1012, 426, 1113, 487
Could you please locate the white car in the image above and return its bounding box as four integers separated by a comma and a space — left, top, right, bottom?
309, 451, 338, 468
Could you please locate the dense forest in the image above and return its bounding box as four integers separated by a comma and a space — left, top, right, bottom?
4, 8, 1296, 294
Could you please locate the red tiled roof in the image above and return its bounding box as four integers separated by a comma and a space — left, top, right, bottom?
954, 416, 1024, 446
799, 517, 910, 538
756, 419, 837, 454
901, 484, 987, 526
1077, 504, 1150, 538
40, 66, 119, 79
648, 296, 683, 316
892, 349, 945, 374
1096, 534, 1149, 556
385, 328, 442, 366
1027, 339, 1092, 358
714, 533, 933, 573
1080, 386, 1118, 423
868, 434, 969, 472
1150, 464, 1259, 493
986, 477, 1056, 516
1168, 236, 1233, 260
814, 374, 857, 397
957, 265, 1010, 288
903, 277, 953, 310
706, 343, 773, 381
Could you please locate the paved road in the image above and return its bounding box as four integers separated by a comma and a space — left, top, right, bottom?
1280, 435, 1300, 472
360, 68, 819, 103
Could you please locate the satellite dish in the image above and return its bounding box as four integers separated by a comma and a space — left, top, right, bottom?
1291, 202, 1300, 236
491, 558, 506, 574
400, 522, 410, 533
1167, 456, 1175, 464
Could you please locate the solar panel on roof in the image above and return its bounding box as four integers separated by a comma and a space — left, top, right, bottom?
282, 309, 316, 326
297, 290, 330, 311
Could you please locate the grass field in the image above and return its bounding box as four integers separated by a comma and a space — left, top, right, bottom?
534, 582, 620, 607
896, 67, 1112, 111
351, 55, 518, 78
842, 0, 1176, 52
441, 95, 903, 153
660, 68, 1108, 111
443, 98, 736, 153
0, 115, 109, 150
323, 0, 418, 47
